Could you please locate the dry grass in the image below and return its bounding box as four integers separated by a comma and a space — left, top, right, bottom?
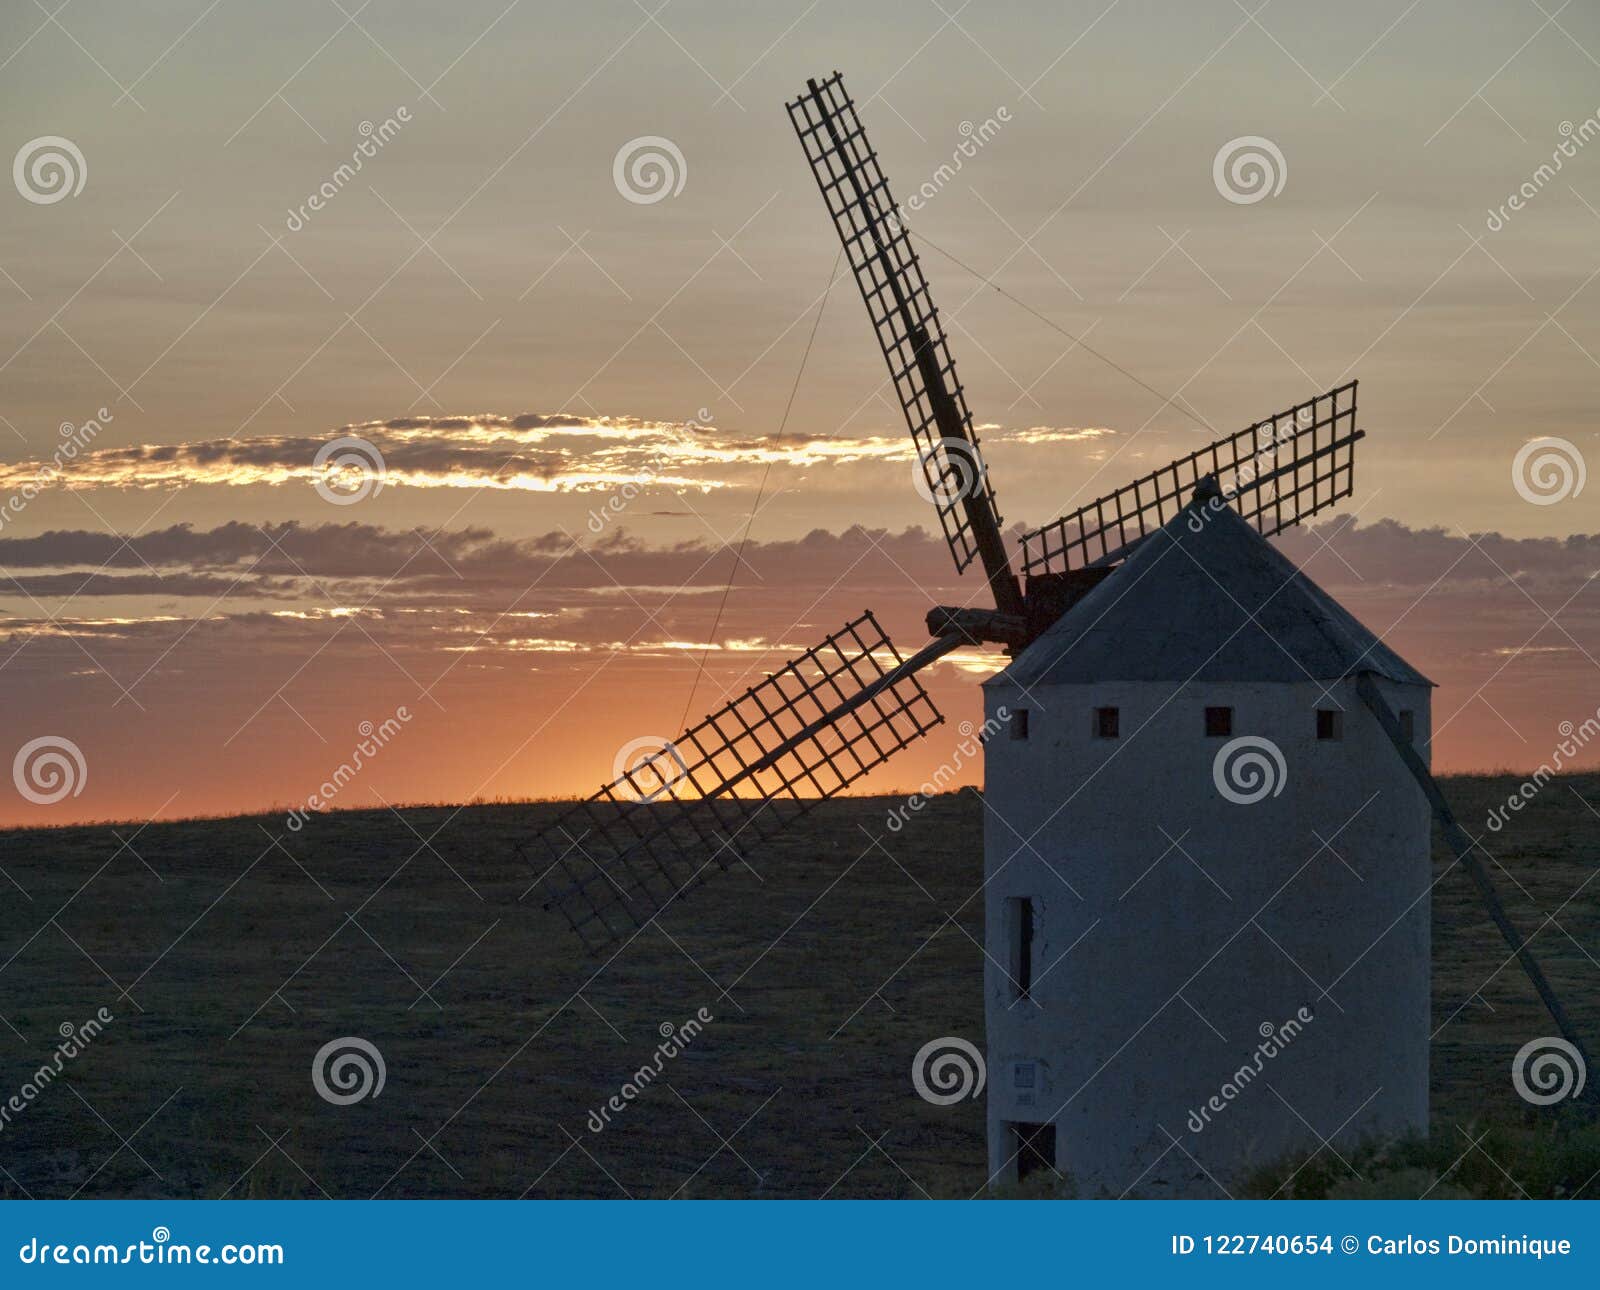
0, 774, 1594, 1199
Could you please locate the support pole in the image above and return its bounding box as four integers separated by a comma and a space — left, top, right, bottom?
1354, 671, 1597, 1102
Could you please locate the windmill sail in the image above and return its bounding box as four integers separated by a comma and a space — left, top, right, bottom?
787, 73, 1022, 616
1021, 381, 1364, 576
521, 611, 946, 952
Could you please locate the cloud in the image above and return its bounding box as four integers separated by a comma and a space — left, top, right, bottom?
0, 572, 302, 599
0, 412, 906, 497
0, 519, 965, 602
0, 412, 1126, 500
1275, 516, 1600, 596
5, 514, 1596, 609
0, 513, 1596, 800
2, 513, 1594, 717
991, 424, 1117, 445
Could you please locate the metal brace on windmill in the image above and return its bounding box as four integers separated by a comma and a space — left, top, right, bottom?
521, 72, 1594, 1195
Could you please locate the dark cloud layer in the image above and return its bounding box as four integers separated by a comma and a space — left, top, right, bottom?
3, 514, 1595, 601
0, 512, 1595, 829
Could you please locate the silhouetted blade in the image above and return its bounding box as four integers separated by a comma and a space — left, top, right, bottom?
1021, 381, 1363, 575
519, 610, 944, 953
787, 72, 1003, 577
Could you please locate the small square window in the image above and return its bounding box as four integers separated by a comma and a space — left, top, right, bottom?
1010, 708, 1029, 741
1398, 710, 1415, 741
1093, 706, 1120, 738
1204, 706, 1233, 737
1316, 709, 1344, 741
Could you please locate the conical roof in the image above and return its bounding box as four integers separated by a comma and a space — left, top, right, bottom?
994, 493, 1432, 689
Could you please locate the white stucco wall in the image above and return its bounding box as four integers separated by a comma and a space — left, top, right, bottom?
980, 676, 1432, 1196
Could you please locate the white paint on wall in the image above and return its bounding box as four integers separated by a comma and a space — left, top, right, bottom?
980, 675, 1432, 1196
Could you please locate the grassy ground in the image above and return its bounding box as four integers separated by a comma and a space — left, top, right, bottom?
0, 774, 1594, 1200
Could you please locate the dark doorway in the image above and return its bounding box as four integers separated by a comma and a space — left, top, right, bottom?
1012, 1121, 1056, 1181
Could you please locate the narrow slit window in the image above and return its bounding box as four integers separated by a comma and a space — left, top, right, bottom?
1316, 709, 1344, 741
1398, 710, 1415, 742
1094, 706, 1120, 739
1205, 706, 1233, 737
1010, 708, 1030, 741
1009, 896, 1034, 1002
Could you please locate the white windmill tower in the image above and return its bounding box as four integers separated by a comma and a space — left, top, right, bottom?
518, 73, 1596, 1193
982, 479, 1436, 1195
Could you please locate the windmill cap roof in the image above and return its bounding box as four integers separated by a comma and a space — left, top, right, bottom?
992, 494, 1433, 689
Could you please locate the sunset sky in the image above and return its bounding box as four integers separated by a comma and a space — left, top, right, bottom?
1, 0, 1597, 826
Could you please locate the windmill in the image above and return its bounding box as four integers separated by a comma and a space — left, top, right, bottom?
523, 72, 1369, 952
517, 72, 1593, 1189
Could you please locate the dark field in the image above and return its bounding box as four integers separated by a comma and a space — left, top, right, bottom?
0, 775, 1596, 1200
